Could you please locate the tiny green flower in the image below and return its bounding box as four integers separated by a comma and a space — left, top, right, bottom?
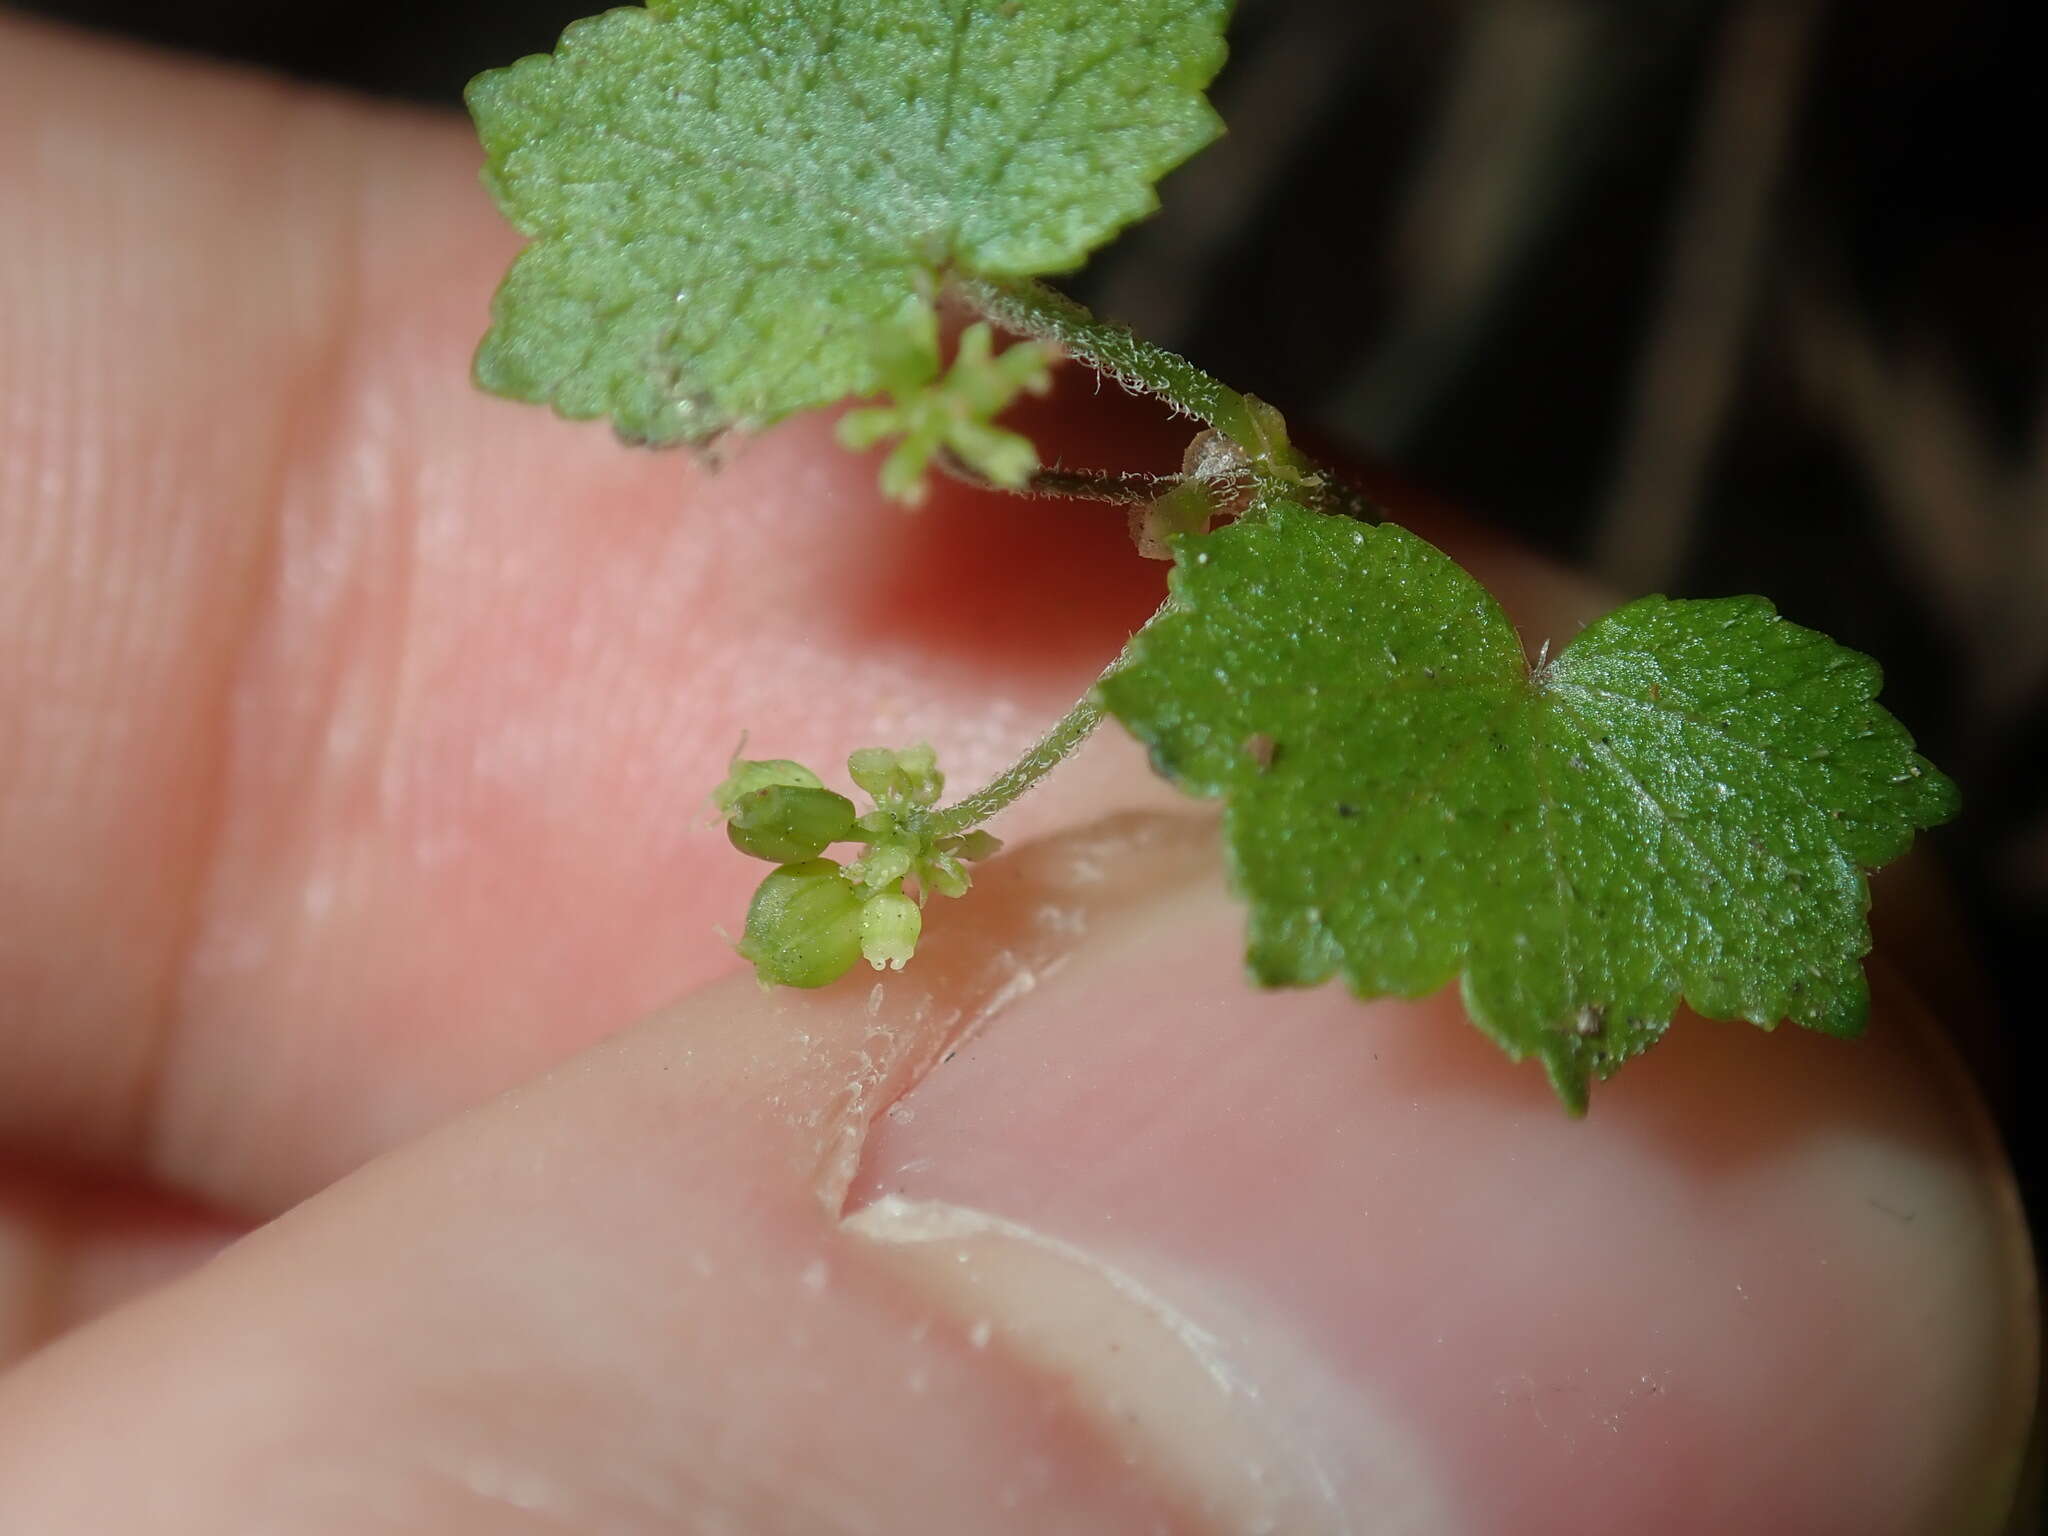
711, 756, 824, 816
726, 784, 858, 863
861, 890, 923, 972
847, 744, 944, 807
737, 860, 866, 989
835, 301, 1056, 506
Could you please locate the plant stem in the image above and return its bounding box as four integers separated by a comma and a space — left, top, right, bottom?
936, 690, 1108, 834
934, 449, 1170, 506
960, 278, 1354, 515
959, 277, 1266, 449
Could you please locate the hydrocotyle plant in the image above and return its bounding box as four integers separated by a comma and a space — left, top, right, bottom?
464, 0, 1956, 1111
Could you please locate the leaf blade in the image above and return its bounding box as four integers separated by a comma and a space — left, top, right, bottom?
1098, 499, 1957, 1109
467, 0, 1231, 445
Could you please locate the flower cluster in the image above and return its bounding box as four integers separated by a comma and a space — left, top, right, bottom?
835, 297, 1056, 504
713, 746, 1000, 988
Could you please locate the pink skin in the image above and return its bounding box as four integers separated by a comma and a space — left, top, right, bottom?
0, 15, 2034, 1532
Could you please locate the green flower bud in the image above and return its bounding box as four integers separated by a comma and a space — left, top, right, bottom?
712, 757, 823, 816
846, 747, 903, 799
920, 850, 971, 900
861, 890, 922, 972
849, 842, 914, 891
895, 743, 943, 806
846, 743, 945, 806
737, 860, 865, 989
726, 784, 857, 863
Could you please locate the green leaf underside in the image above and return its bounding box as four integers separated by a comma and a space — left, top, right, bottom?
1098, 500, 1958, 1110
468, 0, 1230, 445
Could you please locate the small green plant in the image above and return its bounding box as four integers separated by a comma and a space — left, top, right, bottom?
466, 0, 1955, 1110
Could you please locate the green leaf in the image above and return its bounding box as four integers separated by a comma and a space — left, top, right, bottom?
1098, 499, 1958, 1110
468, 0, 1231, 445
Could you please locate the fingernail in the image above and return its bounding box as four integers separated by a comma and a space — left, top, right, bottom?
846, 814, 2038, 1534
844, 1191, 1444, 1533
843, 817, 1447, 1531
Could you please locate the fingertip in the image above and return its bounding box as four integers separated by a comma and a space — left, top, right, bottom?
851, 815, 2037, 1534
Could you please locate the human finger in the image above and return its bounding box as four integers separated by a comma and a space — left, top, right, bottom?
0, 805, 2030, 1533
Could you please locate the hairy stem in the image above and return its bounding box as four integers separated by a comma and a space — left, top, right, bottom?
960, 278, 1372, 520
934, 449, 1171, 506
959, 277, 1267, 448
936, 689, 1109, 834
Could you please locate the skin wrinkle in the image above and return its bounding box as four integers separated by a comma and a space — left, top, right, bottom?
0, 28, 303, 1170
137, 92, 381, 1201
0, 19, 486, 1215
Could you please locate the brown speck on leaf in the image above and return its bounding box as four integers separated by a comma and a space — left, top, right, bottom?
1243, 733, 1277, 771
1649, 682, 1662, 702
1573, 1005, 1605, 1038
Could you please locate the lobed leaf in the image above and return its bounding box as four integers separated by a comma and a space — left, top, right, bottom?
1098, 500, 1959, 1109
468, 0, 1231, 445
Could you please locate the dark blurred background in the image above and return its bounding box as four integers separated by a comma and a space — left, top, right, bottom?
18, 0, 2044, 1195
